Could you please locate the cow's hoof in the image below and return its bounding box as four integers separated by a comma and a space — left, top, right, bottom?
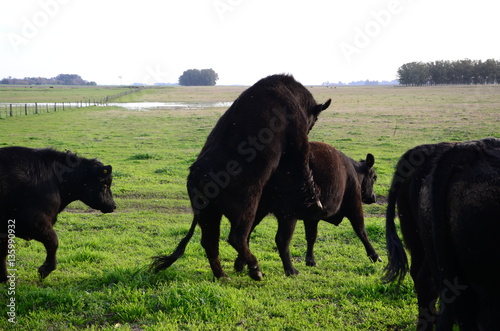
38, 264, 54, 280
306, 259, 317, 267
369, 254, 383, 263
248, 266, 263, 281
217, 275, 231, 283
285, 268, 299, 276
234, 259, 246, 273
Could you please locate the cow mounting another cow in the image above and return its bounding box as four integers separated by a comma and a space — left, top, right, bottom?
151, 74, 331, 280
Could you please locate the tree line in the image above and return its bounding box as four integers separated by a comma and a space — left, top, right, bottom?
178, 69, 219, 86
397, 59, 500, 86
1, 74, 96, 86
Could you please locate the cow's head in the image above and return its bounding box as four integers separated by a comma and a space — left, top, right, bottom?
359, 153, 377, 204
80, 161, 116, 213
308, 99, 331, 132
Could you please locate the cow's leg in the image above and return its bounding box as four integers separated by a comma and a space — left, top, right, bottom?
275, 215, 299, 275
304, 219, 319, 267
198, 211, 228, 279
412, 257, 438, 331
234, 208, 268, 273
227, 203, 263, 281
33, 224, 59, 280
0, 239, 7, 283
228, 227, 262, 280
347, 209, 381, 263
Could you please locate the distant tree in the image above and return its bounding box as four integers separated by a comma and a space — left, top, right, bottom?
178, 68, 219, 86
397, 62, 429, 86
0, 74, 95, 85
54, 74, 86, 85
397, 59, 500, 86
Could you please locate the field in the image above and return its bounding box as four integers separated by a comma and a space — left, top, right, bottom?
0, 84, 499, 330
0, 86, 134, 103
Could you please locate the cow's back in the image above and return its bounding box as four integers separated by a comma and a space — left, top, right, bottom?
197, 75, 316, 167
260, 142, 350, 220
0, 147, 59, 234
0, 147, 52, 201
189, 75, 321, 209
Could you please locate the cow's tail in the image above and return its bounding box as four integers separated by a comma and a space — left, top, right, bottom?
150, 217, 197, 273
382, 177, 409, 285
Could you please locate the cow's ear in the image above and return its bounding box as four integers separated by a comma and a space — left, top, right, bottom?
313, 98, 331, 116
366, 154, 375, 168
321, 99, 332, 111
96, 165, 112, 178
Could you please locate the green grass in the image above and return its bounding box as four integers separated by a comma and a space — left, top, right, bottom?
0, 85, 134, 103
1, 85, 499, 330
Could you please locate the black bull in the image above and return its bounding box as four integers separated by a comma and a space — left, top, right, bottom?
151, 74, 331, 280
0, 147, 116, 281
383, 138, 500, 330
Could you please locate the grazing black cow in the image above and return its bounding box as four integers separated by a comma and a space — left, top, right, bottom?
151, 74, 331, 280
235, 141, 381, 276
384, 138, 500, 330
0, 147, 116, 281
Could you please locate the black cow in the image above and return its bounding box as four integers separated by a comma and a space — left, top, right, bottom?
383, 141, 457, 329
0, 147, 116, 281
427, 138, 500, 329
235, 141, 381, 276
151, 74, 331, 280
384, 138, 500, 330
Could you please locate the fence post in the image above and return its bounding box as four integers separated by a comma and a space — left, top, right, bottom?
25, 104, 28, 115
9, 104, 13, 117
35, 103, 38, 114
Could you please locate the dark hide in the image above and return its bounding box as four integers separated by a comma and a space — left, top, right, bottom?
0, 147, 116, 281
383, 141, 457, 329
151, 74, 331, 280
383, 138, 500, 330
424, 138, 500, 329
235, 141, 380, 275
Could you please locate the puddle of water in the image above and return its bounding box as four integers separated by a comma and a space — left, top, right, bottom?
109, 101, 233, 111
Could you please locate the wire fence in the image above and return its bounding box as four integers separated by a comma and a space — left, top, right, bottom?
0, 87, 144, 119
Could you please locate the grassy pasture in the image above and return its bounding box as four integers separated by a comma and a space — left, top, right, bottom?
0, 85, 133, 103
0, 84, 499, 330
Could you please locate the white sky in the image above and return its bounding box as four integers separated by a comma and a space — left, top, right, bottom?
1, 0, 498, 85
